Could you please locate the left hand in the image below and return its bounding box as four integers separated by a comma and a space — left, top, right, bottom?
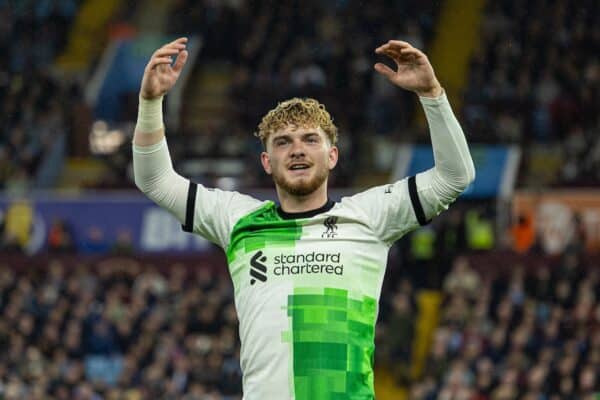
374, 40, 442, 97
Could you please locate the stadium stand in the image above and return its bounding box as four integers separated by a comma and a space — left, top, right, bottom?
163, 0, 440, 189
0, 256, 243, 399
0, 228, 596, 399
461, 0, 599, 187
0, 0, 88, 193
1, 0, 598, 190
407, 249, 599, 399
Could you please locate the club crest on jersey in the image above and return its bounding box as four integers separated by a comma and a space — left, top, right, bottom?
322, 216, 338, 238
250, 251, 267, 284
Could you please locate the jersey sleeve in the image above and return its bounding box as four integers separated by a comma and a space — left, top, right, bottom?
345, 177, 426, 245
181, 182, 264, 249
347, 91, 475, 245
132, 137, 264, 249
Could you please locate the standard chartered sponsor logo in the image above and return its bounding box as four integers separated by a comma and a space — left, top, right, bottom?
250, 251, 268, 285
273, 251, 344, 276
249, 251, 344, 284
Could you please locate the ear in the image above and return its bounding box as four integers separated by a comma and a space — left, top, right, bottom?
260, 151, 272, 175
328, 146, 339, 170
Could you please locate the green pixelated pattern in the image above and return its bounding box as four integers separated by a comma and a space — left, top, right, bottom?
284, 287, 377, 399
226, 201, 302, 285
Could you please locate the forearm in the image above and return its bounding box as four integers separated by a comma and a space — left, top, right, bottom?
132, 95, 187, 222
414, 91, 475, 217
422, 91, 475, 191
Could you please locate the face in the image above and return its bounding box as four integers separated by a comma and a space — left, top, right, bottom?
261, 125, 338, 196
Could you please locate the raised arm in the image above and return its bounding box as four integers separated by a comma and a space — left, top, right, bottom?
132, 37, 190, 222
374, 40, 475, 221
134, 37, 188, 146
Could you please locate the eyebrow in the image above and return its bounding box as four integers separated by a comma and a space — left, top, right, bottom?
272, 132, 321, 141
303, 132, 320, 138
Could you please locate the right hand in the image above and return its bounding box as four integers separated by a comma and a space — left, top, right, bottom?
140, 37, 189, 100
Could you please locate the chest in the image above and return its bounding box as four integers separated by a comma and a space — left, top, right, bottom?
227, 215, 389, 292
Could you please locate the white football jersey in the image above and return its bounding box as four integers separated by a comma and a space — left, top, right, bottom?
182, 176, 432, 400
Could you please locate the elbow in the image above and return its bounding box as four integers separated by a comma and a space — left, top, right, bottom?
436, 161, 475, 196
463, 161, 476, 189
132, 166, 149, 195
467, 159, 476, 185
455, 163, 476, 193
134, 176, 149, 195
132, 165, 157, 196
134, 176, 162, 199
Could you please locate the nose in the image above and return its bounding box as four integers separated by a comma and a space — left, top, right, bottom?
290, 139, 305, 158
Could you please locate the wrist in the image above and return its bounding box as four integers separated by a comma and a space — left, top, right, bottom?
416, 83, 443, 98
136, 95, 164, 133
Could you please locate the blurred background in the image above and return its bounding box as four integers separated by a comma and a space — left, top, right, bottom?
0, 0, 598, 399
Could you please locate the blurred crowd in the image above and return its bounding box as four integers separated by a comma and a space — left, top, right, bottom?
1, 244, 597, 399
0, 0, 87, 193
462, 0, 599, 186
1, 0, 598, 189
0, 258, 242, 400
166, 0, 438, 187
169, 0, 435, 132
380, 248, 600, 400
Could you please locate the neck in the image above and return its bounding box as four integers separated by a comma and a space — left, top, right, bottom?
276, 182, 329, 213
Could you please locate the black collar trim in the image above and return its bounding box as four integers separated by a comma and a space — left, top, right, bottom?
277, 199, 336, 220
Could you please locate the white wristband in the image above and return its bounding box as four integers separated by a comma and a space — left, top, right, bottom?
136, 96, 164, 133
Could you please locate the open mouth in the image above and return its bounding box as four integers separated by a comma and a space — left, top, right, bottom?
288, 163, 311, 171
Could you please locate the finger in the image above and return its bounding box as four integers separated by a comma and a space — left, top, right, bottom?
166, 37, 188, 47
166, 42, 187, 50
159, 43, 186, 53
375, 44, 387, 53
172, 50, 188, 73
382, 47, 403, 59
376, 44, 405, 59
153, 48, 181, 58
147, 56, 173, 70
375, 43, 396, 54
387, 40, 413, 49
158, 38, 188, 53
398, 47, 427, 63
374, 63, 396, 79
399, 47, 426, 59
382, 47, 423, 65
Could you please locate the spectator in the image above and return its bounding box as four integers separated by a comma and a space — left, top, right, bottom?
443, 257, 481, 300
110, 228, 134, 255
510, 214, 535, 254
47, 218, 76, 253
80, 226, 110, 255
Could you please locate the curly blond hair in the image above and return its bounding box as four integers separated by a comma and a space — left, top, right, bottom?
255, 98, 338, 147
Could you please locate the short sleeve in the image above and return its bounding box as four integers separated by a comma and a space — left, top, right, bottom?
181, 182, 265, 249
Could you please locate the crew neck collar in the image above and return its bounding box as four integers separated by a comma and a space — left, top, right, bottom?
276, 199, 335, 220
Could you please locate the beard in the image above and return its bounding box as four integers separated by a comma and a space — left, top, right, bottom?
272, 165, 329, 196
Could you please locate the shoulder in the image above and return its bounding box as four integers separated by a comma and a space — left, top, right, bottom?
217, 189, 269, 221
342, 178, 410, 205
189, 183, 268, 225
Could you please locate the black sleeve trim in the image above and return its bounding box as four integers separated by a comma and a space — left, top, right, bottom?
182, 181, 197, 232
408, 175, 430, 226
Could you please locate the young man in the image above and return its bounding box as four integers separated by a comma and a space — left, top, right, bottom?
133, 37, 475, 399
